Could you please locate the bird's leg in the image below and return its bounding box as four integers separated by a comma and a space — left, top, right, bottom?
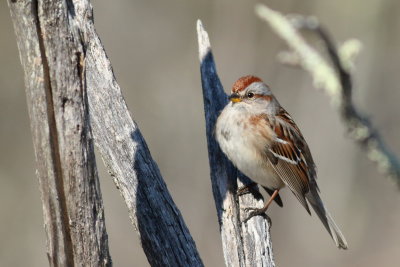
237, 182, 258, 196
244, 189, 279, 222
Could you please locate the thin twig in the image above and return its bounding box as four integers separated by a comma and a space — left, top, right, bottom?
256, 4, 400, 187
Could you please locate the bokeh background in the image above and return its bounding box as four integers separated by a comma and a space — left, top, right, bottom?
1, 0, 400, 266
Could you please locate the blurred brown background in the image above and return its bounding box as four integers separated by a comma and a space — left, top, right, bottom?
1, 0, 400, 266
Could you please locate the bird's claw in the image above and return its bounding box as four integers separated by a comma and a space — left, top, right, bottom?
243, 207, 267, 223
237, 182, 257, 196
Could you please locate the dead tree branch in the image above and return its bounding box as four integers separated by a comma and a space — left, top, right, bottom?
256, 4, 400, 187
197, 20, 275, 267
8, 0, 111, 265
9, 0, 203, 266
84, 14, 203, 267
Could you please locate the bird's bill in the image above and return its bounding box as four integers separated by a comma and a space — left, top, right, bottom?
229, 93, 241, 103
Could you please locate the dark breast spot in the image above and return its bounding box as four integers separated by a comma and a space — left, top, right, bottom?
221, 130, 231, 141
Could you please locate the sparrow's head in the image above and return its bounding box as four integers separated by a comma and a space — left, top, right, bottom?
229, 75, 278, 114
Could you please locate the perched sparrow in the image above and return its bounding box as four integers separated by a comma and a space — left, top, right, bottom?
215, 75, 348, 249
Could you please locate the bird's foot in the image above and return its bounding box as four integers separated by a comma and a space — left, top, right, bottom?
237, 182, 258, 196
243, 206, 268, 223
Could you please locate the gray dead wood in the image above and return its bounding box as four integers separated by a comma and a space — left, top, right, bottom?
81, 3, 204, 267
197, 20, 275, 267
84, 18, 204, 267
8, 0, 111, 266
9, 0, 203, 266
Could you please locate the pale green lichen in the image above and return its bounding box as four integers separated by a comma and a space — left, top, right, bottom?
368, 144, 390, 173
255, 4, 341, 106
255, 4, 400, 186
353, 125, 370, 140
339, 39, 363, 72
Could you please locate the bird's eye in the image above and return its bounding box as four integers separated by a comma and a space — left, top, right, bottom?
247, 92, 254, 98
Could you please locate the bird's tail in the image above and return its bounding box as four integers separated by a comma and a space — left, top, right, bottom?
306, 185, 348, 249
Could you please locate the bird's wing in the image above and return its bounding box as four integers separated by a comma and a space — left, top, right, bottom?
264, 107, 317, 214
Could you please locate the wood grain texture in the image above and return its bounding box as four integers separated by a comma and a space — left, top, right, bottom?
9, 0, 203, 266
197, 20, 275, 267
81, 3, 204, 267
8, 0, 111, 266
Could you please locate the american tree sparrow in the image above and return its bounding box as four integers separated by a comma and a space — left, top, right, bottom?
215, 75, 348, 249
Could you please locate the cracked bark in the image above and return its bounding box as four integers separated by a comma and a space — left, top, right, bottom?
8, 0, 203, 266
8, 0, 111, 266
